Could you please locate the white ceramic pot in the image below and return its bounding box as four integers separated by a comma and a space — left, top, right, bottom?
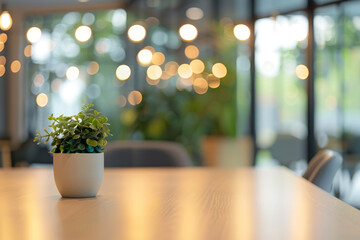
53, 153, 104, 198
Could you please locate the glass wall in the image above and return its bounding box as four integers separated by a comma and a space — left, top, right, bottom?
22, 6, 250, 166
255, 14, 308, 170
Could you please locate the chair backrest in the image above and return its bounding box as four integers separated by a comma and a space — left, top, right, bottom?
270, 134, 306, 167
104, 141, 192, 167
302, 150, 343, 192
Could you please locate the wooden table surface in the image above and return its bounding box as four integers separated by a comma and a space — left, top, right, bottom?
0, 167, 360, 240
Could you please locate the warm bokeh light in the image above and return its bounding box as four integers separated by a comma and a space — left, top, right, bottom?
10, 60, 21, 73
146, 77, 160, 86
75, 25, 92, 42
116, 64, 131, 81
185, 45, 199, 59
207, 74, 220, 88
24, 45, 32, 57
180, 77, 193, 87
147, 65, 162, 80
0, 33, 7, 43
0, 42, 4, 52
190, 59, 205, 74
0, 56, 6, 65
0, 11, 12, 31
36, 93, 48, 107
66, 66, 80, 80
87, 61, 99, 75
178, 64, 193, 79
212, 63, 227, 78
161, 71, 171, 80
193, 77, 208, 94
33, 74, 45, 87
128, 90, 143, 105
0, 65, 5, 77
26, 27, 42, 43
233, 24, 251, 41
51, 79, 62, 92
165, 61, 179, 76
144, 46, 155, 53
137, 49, 153, 66
128, 24, 146, 42
179, 24, 198, 42
186, 7, 204, 20
152, 52, 165, 65
117, 95, 127, 107
295, 64, 309, 80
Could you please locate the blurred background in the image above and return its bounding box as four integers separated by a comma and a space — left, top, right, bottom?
2, 0, 360, 206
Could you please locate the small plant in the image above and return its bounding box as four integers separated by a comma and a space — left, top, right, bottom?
34, 104, 112, 153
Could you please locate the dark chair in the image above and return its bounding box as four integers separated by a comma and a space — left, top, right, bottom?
104, 141, 192, 167
302, 150, 343, 192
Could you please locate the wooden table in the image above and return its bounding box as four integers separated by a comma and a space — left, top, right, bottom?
0, 167, 359, 240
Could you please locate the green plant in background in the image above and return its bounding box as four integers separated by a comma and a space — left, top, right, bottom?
34, 104, 112, 153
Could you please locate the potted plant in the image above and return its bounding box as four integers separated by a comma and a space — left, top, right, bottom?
34, 104, 112, 198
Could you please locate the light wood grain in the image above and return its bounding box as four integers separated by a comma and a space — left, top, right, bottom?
0, 167, 359, 240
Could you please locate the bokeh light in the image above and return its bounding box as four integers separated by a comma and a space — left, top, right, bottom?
26, 27, 42, 43
146, 77, 160, 85
147, 65, 162, 80
178, 64, 193, 79
179, 24, 198, 42
0, 65, 5, 77
117, 95, 127, 107
0, 11, 12, 31
233, 24, 251, 41
295, 64, 309, 80
207, 74, 220, 88
0, 43, 4, 52
10, 60, 21, 73
212, 63, 227, 78
116, 64, 131, 81
24, 45, 32, 57
33, 74, 45, 87
165, 61, 179, 76
186, 7, 204, 20
128, 90, 142, 105
193, 77, 208, 94
128, 24, 146, 42
36, 93, 48, 107
0, 56, 6, 65
137, 49, 153, 66
51, 79, 62, 92
87, 61, 99, 75
144, 46, 155, 53
185, 45, 199, 59
66, 66, 80, 80
190, 59, 205, 74
0, 33, 7, 43
75, 25, 92, 42
152, 52, 165, 65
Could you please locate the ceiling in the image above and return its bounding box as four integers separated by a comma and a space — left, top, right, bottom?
7, 0, 128, 9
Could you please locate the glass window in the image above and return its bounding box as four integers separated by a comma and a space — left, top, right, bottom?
23, 8, 249, 166
255, 14, 308, 169
255, 0, 306, 18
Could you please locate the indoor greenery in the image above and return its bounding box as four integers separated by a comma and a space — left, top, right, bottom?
34, 104, 112, 153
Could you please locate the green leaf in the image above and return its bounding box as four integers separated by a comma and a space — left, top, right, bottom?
92, 119, 99, 128
94, 110, 99, 116
78, 144, 85, 151
86, 139, 98, 147
72, 134, 80, 139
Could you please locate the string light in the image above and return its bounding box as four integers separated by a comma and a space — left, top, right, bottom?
233, 24, 250, 41
0, 10, 12, 31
